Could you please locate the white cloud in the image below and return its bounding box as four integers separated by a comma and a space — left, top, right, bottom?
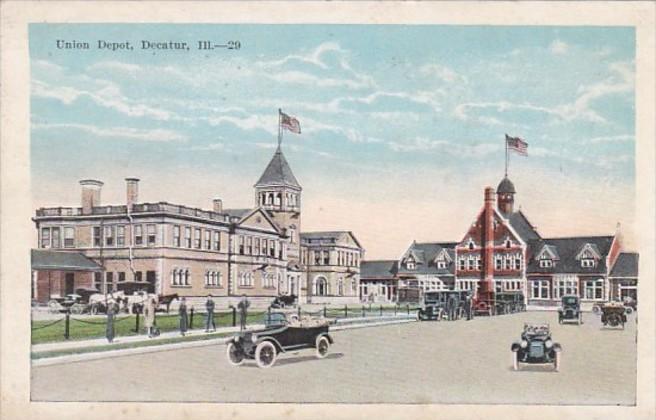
419, 63, 467, 84
32, 122, 187, 142
207, 114, 278, 135
549, 40, 569, 55
258, 42, 346, 70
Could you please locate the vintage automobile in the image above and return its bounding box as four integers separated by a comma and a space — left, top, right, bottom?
416, 290, 470, 321
417, 291, 444, 321
600, 302, 627, 329
557, 295, 583, 325
495, 292, 526, 314
225, 312, 333, 368
622, 296, 637, 314
270, 294, 297, 309
511, 323, 562, 371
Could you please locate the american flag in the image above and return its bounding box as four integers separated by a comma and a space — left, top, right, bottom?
506, 134, 528, 156
280, 110, 301, 134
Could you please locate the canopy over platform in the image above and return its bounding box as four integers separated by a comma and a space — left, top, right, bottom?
31, 249, 103, 272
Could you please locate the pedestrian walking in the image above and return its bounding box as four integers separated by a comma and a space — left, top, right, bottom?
179, 297, 188, 336
106, 302, 116, 343
205, 294, 216, 332
237, 294, 250, 331
144, 297, 157, 338
465, 292, 473, 321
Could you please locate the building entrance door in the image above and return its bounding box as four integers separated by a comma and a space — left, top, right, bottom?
65, 273, 75, 295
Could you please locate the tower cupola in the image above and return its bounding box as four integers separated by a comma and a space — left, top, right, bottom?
496, 176, 515, 214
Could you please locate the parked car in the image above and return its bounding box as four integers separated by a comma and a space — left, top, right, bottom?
417, 291, 444, 321
511, 323, 562, 371
557, 295, 582, 325
622, 296, 637, 314
600, 302, 627, 329
225, 312, 333, 368
270, 294, 297, 309
495, 291, 526, 314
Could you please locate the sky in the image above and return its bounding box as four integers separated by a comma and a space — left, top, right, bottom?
29, 24, 636, 258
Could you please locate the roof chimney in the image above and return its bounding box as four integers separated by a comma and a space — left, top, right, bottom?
125, 177, 140, 210
482, 187, 496, 292
80, 179, 103, 215
213, 198, 223, 213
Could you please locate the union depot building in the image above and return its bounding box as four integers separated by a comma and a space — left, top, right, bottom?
31, 147, 364, 308
361, 176, 639, 308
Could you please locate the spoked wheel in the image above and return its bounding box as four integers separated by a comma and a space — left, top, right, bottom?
48, 300, 60, 314
70, 303, 84, 315
255, 341, 277, 368
554, 351, 561, 372
226, 342, 245, 366
512, 351, 519, 371
316, 336, 330, 359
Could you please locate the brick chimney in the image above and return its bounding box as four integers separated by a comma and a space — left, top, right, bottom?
481, 187, 496, 294
80, 179, 103, 215
125, 177, 140, 210
213, 198, 223, 213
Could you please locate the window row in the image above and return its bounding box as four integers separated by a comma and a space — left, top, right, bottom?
40, 226, 75, 249
93, 270, 155, 293
538, 257, 597, 268
237, 235, 283, 259
529, 279, 604, 300
173, 225, 221, 251
258, 191, 299, 208
302, 249, 360, 267
237, 271, 281, 288
457, 254, 523, 271
205, 271, 223, 287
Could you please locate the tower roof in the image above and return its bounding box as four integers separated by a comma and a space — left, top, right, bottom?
255, 147, 301, 189
497, 176, 516, 194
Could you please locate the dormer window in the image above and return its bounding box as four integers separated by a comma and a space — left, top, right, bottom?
406, 261, 415, 270
505, 239, 512, 249
581, 258, 595, 268
437, 260, 447, 269
539, 259, 553, 268
467, 239, 475, 250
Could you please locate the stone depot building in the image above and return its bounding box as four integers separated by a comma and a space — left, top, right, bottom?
32, 147, 364, 308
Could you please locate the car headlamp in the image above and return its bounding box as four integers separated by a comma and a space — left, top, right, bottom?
545, 339, 553, 348
520, 340, 528, 349
251, 334, 258, 343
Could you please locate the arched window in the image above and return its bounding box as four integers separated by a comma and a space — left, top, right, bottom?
338, 278, 344, 296
171, 269, 177, 285
314, 276, 328, 296
185, 269, 190, 285
267, 193, 273, 205
276, 192, 282, 206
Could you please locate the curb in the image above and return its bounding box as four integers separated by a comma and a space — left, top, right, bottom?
32, 317, 417, 367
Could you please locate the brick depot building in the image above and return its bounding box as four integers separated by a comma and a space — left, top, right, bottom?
32, 146, 363, 307
361, 175, 638, 308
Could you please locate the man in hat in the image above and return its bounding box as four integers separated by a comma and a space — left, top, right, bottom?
237, 294, 250, 331
205, 294, 216, 332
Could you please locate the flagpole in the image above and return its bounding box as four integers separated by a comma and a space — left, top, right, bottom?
504, 135, 508, 177
278, 109, 282, 150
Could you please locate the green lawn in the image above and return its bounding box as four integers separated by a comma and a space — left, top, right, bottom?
31, 311, 264, 345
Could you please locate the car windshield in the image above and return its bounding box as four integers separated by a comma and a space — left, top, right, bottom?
265, 312, 287, 326
563, 297, 578, 305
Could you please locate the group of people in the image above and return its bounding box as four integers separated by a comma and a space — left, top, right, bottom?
105, 294, 251, 343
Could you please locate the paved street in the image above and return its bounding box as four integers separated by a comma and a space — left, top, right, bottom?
31, 311, 637, 404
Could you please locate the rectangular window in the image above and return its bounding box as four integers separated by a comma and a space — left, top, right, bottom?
213, 231, 220, 251
272, 241, 277, 258
118, 272, 126, 282
530, 280, 550, 299
539, 259, 553, 268
104, 226, 114, 246
63, 227, 75, 248
246, 236, 253, 254
147, 224, 156, 246
262, 239, 268, 256
584, 279, 604, 300
117, 225, 125, 246
467, 258, 474, 270
314, 251, 321, 265
554, 278, 578, 299
581, 259, 595, 268
194, 228, 201, 249
514, 256, 521, 270
323, 251, 329, 265
504, 256, 512, 270
173, 225, 181, 247
458, 258, 465, 270
476, 257, 482, 270
135, 271, 143, 282
93, 226, 102, 247
255, 238, 261, 255
135, 225, 143, 246
184, 226, 191, 248
106, 272, 114, 293
278, 242, 283, 259
238, 235, 244, 254
51, 227, 61, 248
495, 257, 502, 270
41, 227, 51, 248
94, 272, 102, 292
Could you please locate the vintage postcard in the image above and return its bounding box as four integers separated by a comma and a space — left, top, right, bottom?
1, 1, 655, 419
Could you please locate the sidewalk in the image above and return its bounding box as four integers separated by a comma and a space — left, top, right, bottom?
31, 314, 417, 366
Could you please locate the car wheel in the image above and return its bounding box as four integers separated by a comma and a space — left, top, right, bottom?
255, 341, 277, 369
625, 307, 632, 315
316, 336, 330, 359
554, 351, 561, 372
71, 304, 83, 315
226, 342, 245, 366
512, 351, 519, 371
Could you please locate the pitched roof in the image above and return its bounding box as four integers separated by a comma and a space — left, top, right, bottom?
31, 249, 103, 272
397, 242, 457, 276
527, 236, 615, 274
254, 148, 301, 189
610, 252, 639, 278
360, 260, 398, 279
222, 208, 252, 219
507, 210, 541, 241
300, 231, 363, 249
